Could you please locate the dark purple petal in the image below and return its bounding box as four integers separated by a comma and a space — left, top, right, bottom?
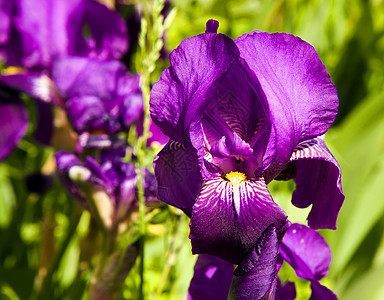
0, 89, 28, 160
187, 254, 233, 300
230, 225, 278, 300
5, 0, 127, 69
276, 280, 296, 300
150, 31, 240, 142
279, 223, 331, 281
190, 176, 287, 264
235, 32, 339, 181
153, 141, 202, 216
310, 281, 337, 300
290, 137, 344, 229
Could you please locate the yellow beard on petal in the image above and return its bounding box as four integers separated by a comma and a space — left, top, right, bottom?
225, 171, 247, 188
225, 172, 247, 214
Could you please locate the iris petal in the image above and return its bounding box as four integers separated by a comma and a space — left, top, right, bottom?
290, 137, 344, 229
235, 32, 339, 180
153, 140, 203, 216
190, 176, 287, 264
279, 223, 331, 281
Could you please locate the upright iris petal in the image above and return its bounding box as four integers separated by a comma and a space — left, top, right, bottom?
235, 32, 339, 180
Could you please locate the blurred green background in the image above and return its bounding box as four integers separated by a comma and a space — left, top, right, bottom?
1, 0, 384, 299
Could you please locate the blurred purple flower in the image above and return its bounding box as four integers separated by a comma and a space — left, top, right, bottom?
150, 19, 344, 264
0, 0, 127, 69
55, 150, 158, 226
52, 56, 142, 135
0, 0, 130, 158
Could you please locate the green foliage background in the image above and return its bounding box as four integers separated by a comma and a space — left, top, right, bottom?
0, 0, 383, 299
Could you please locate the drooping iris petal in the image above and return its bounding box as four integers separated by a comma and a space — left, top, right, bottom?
5, 0, 127, 69
187, 254, 233, 300
310, 281, 337, 300
235, 32, 339, 181
153, 141, 202, 216
0, 88, 28, 160
289, 137, 344, 229
52, 56, 142, 133
150, 31, 240, 142
230, 225, 278, 300
279, 223, 331, 281
190, 176, 287, 264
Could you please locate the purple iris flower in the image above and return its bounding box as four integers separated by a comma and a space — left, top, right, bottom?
55, 150, 158, 227
150, 19, 344, 265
